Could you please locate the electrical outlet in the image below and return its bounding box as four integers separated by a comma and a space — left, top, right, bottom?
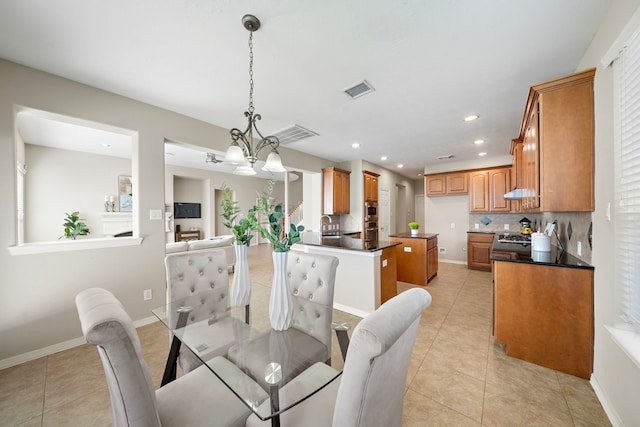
504, 224, 509, 230
577, 241, 582, 256
439, 247, 446, 254
143, 289, 152, 301
474, 223, 480, 230
450, 222, 455, 229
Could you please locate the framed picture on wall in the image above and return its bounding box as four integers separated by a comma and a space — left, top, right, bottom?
118, 175, 132, 212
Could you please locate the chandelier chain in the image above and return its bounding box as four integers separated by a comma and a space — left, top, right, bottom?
248, 31, 254, 114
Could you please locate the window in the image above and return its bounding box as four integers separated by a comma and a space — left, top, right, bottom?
614, 25, 640, 331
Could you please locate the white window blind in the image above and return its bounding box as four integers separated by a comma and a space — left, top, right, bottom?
615, 26, 640, 329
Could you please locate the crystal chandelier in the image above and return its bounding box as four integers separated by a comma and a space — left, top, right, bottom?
224, 14, 286, 176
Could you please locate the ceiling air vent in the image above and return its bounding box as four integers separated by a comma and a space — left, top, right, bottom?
271, 124, 319, 145
437, 154, 454, 160
343, 80, 375, 99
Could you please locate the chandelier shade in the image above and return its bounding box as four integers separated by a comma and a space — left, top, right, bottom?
224, 14, 285, 175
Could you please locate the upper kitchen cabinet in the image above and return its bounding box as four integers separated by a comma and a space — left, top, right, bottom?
469, 167, 511, 213
517, 69, 595, 212
425, 172, 468, 196
363, 170, 380, 202
323, 167, 351, 214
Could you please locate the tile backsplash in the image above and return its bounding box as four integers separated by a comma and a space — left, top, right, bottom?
469, 211, 593, 264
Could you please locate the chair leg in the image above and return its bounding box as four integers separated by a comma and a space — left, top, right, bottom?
160, 308, 191, 386
332, 322, 351, 361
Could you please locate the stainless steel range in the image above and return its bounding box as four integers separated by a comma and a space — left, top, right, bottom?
497, 234, 531, 245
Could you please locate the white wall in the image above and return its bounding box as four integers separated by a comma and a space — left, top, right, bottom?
25, 144, 131, 242
0, 58, 333, 362
577, 1, 640, 425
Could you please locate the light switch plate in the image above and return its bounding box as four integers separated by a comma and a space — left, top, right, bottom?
150, 209, 163, 220
404, 247, 412, 252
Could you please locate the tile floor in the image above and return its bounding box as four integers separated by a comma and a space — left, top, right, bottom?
0, 243, 610, 426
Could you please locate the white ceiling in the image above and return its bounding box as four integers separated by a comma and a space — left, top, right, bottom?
0, 0, 611, 178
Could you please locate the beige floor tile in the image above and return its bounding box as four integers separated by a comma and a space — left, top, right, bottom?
403, 388, 481, 426
43, 344, 108, 412
409, 360, 485, 422
557, 371, 611, 426
0, 358, 46, 426
482, 381, 574, 426
42, 386, 112, 427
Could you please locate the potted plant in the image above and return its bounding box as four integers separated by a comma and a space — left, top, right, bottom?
220, 183, 257, 307
254, 179, 305, 330
60, 211, 90, 240
409, 222, 420, 236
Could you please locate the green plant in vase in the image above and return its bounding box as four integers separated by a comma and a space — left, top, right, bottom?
409, 222, 420, 231
60, 211, 90, 240
254, 179, 304, 252
221, 183, 257, 246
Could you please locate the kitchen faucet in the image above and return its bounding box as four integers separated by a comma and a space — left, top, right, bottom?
320, 215, 332, 223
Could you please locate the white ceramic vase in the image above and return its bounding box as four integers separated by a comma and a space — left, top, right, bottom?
411, 229, 419, 236
231, 243, 252, 307
269, 251, 293, 331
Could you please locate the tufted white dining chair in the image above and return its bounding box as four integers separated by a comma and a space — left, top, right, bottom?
164, 248, 253, 377
227, 251, 339, 390
245, 287, 432, 427
75, 287, 268, 427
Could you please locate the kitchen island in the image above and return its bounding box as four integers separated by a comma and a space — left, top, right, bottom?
388, 232, 439, 286
292, 233, 400, 317
491, 235, 594, 378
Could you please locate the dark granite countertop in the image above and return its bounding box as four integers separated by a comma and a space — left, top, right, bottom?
298, 232, 400, 252
388, 232, 438, 239
491, 234, 593, 270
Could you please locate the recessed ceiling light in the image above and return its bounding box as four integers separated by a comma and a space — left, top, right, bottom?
352, 142, 360, 148
473, 139, 485, 145
397, 164, 404, 168
464, 115, 479, 122
478, 152, 487, 156
381, 156, 388, 161
101, 143, 111, 147
417, 173, 423, 176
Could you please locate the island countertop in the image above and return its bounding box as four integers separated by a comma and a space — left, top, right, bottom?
298, 232, 400, 252
388, 232, 438, 239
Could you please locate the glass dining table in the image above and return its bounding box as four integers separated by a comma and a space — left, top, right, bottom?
152, 283, 351, 426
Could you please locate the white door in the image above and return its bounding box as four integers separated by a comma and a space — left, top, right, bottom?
379, 189, 390, 240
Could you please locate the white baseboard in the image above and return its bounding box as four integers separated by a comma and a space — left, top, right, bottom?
0, 316, 159, 370
590, 373, 621, 427
439, 259, 467, 265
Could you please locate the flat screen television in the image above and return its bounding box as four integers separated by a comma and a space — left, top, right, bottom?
174, 202, 201, 219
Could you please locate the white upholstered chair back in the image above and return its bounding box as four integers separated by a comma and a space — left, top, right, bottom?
287, 252, 339, 348
164, 248, 229, 322
75, 288, 161, 427
332, 287, 432, 426
164, 248, 230, 373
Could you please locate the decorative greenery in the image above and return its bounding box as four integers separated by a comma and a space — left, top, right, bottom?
220, 183, 257, 246
254, 179, 304, 252
408, 222, 420, 230
60, 211, 90, 240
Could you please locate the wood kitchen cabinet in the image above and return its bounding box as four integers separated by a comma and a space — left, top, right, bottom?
425, 172, 468, 196
494, 260, 594, 379
469, 167, 511, 213
516, 68, 595, 212
467, 232, 495, 271
389, 233, 438, 286
322, 167, 350, 214
363, 170, 379, 202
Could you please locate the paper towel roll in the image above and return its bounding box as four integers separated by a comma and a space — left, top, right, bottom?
531, 232, 551, 252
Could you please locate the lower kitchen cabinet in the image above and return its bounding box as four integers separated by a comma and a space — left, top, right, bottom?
467, 232, 495, 271
389, 233, 438, 286
493, 260, 594, 379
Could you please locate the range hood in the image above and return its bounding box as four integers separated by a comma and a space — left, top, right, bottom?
504, 188, 527, 200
